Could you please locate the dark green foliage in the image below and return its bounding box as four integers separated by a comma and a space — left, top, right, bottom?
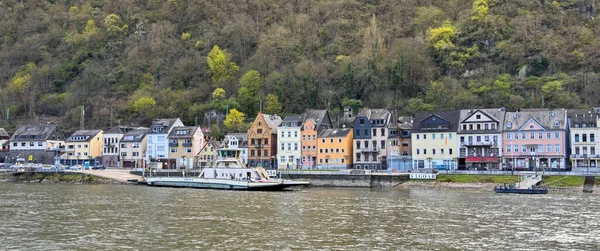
1, 0, 599, 130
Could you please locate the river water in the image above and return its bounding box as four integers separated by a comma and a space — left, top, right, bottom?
0, 183, 599, 250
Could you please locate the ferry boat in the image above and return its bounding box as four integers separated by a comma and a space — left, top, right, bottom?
145, 147, 309, 191
494, 172, 548, 194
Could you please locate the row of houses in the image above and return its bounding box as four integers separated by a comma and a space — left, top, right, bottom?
2, 107, 600, 171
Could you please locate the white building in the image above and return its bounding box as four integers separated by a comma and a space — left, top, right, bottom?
457, 109, 506, 170
146, 118, 184, 169
569, 110, 600, 172
101, 126, 130, 168
221, 133, 248, 164
277, 115, 303, 169
9, 124, 65, 151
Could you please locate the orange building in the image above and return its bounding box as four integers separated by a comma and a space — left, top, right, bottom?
301, 109, 332, 169
316, 128, 353, 169
247, 112, 282, 168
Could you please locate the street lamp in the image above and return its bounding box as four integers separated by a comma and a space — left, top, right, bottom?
325, 155, 331, 170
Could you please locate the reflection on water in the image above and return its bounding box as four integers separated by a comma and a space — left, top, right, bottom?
0, 183, 599, 250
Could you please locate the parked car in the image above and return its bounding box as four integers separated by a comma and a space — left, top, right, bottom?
92, 165, 105, 170
68, 165, 82, 170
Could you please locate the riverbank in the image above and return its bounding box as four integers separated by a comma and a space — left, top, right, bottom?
399, 174, 599, 192
0, 172, 125, 184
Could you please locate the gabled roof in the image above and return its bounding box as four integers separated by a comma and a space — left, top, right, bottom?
261, 113, 283, 133
304, 109, 332, 130
458, 108, 506, 133
67, 130, 102, 142
104, 126, 130, 134
503, 109, 567, 131
355, 108, 391, 126
0, 128, 9, 137
121, 128, 149, 142
318, 128, 352, 138
149, 118, 182, 134
412, 111, 460, 133
168, 126, 199, 138
10, 124, 64, 142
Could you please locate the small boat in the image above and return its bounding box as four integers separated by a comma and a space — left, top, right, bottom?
494, 172, 548, 194
145, 147, 309, 191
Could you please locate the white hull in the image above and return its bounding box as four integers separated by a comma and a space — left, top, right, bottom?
145, 177, 300, 190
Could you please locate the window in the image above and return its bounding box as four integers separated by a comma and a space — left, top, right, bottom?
264, 139, 268, 145
538, 132, 543, 139
84, 144, 88, 148
373, 129, 377, 136
514, 133, 519, 139
264, 150, 268, 156
423, 134, 427, 140
121, 152, 127, 157
530, 133, 534, 139
356, 129, 360, 136
554, 133, 560, 139
522, 145, 527, 153
575, 134, 580, 142
423, 149, 427, 155
416, 134, 420, 140
294, 131, 298, 138
592, 147, 596, 155
522, 133, 526, 139
433, 149, 436, 155
433, 134, 436, 140
538, 144, 544, 153
288, 131, 291, 137
251, 150, 255, 157
491, 124, 496, 130
77, 144, 82, 148
170, 148, 177, 153
463, 125, 467, 130
555, 145, 560, 153
441, 149, 445, 155
530, 147, 535, 153
583, 134, 588, 142
289, 156, 294, 162
185, 148, 192, 153
493, 136, 498, 142
330, 139, 333, 143
281, 132, 285, 138
356, 141, 361, 149
441, 134, 444, 139
302, 146, 306, 151
547, 132, 551, 139
257, 129, 262, 134
485, 124, 489, 130
281, 143, 285, 150
320, 149, 323, 153
591, 134, 596, 143
38, 142, 43, 146
133, 152, 139, 156
507, 134, 511, 140
506, 145, 511, 152
281, 156, 286, 163
288, 143, 291, 150
381, 140, 385, 149
514, 145, 519, 152
460, 136, 465, 143
575, 147, 580, 155
364, 129, 368, 136
338, 139, 342, 143
449, 148, 453, 155
416, 149, 420, 155
507, 122, 512, 128
294, 143, 298, 150
381, 128, 385, 136
302, 135, 305, 140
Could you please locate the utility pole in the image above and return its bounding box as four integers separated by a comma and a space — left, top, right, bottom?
80, 105, 85, 130
110, 106, 113, 127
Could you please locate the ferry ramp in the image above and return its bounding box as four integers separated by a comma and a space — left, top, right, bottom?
79, 169, 142, 182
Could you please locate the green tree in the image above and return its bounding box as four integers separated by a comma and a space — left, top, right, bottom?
471, 0, 489, 21
341, 98, 363, 114
264, 93, 282, 114
207, 45, 239, 87
238, 70, 263, 116
133, 96, 156, 113
224, 108, 245, 132
104, 14, 128, 36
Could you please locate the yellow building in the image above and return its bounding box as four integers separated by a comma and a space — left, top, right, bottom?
168, 126, 204, 169
197, 140, 218, 168
316, 128, 353, 169
62, 130, 104, 167
411, 111, 460, 170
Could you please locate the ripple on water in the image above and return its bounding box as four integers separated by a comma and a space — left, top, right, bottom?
1, 184, 600, 250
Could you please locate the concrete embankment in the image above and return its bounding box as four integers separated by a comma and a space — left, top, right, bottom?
0, 172, 123, 184
281, 172, 410, 188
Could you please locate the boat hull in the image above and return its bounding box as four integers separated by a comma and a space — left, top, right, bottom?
145, 177, 300, 191
494, 187, 548, 194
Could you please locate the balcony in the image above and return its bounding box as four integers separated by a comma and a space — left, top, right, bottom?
461, 141, 495, 147
63, 147, 75, 152
169, 142, 179, 147
360, 147, 378, 152
571, 154, 600, 159
182, 142, 192, 147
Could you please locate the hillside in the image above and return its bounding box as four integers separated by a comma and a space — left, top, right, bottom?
1, 0, 600, 133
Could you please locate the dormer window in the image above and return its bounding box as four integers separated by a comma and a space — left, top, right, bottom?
554, 121, 560, 127
529, 125, 534, 129
513, 114, 517, 118
507, 122, 512, 128
551, 112, 556, 117
582, 123, 588, 128
575, 123, 580, 128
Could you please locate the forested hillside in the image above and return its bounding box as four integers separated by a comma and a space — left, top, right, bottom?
1, 0, 600, 132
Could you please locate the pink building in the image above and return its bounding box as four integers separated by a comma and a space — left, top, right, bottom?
502, 109, 568, 171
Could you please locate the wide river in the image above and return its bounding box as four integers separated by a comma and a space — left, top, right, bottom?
0, 183, 599, 250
